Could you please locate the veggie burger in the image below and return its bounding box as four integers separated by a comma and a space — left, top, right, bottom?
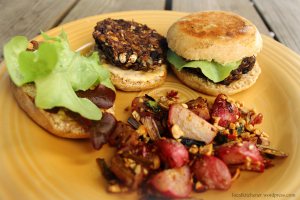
167, 11, 263, 95
93, 18, 167, 91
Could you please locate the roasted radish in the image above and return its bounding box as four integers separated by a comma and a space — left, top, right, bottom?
149, 165, 192, 198
192, 155, 232, 190
215, 141, 265, 172
211, 94, 240, 128
156, 138, 189, 168
168, 104, 217, 144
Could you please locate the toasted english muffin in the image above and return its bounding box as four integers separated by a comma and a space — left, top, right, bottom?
167, 11, 262, 64
171, 62, 261, 96
11, 81, 115, 139
103, 63, 167, 92
167, 11, 262, 95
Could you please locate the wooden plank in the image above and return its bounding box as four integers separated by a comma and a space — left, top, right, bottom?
253, 0, 300, 54
0, 0, 76, 61
172, 0, 270, 35
61, 0, 166, 24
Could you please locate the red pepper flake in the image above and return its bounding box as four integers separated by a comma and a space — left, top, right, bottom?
166, 90, 178, 100
227, 134, 237, 140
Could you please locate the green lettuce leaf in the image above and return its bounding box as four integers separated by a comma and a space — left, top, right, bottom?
3, 31, 114, 120
19, 43, 58, 82
167, 50, 241, 83
3, 36, 30, 86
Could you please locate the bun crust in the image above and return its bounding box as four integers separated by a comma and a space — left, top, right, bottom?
104, 63, 167, 91
171, 62, 261, 96
167, 11, 262, 64
11, 81, 114, 139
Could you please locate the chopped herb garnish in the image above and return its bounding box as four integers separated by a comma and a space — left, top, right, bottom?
214, 132, 228, 145
145, 100, 161, 113
237, 125, 244, 135
180, 138, 205, 147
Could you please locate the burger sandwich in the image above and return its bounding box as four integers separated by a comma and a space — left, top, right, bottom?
167, 11, 263, 96
4, 31, 117, 149
93, 18, 167, 91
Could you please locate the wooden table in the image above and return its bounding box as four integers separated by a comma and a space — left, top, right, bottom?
1, 0, 300, 62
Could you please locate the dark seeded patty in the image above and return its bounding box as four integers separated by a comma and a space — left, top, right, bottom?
185, 56, 256, 85
93, 18, 167, 71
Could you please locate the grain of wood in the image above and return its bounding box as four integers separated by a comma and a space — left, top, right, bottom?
61, 0, 166, 24
0, 0, 76, 61
253, 0, 300, 54
172, 0, 270, 35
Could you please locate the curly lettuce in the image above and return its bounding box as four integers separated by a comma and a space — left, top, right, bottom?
3, 31, 114, 120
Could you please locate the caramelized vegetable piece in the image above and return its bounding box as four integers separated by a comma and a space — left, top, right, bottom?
96, 158, 117, 182
211, 94, 240, 127
108, 121, 139, 148
256, 145, 288, 158
141, 116, 160, 140
149, 165, 192, 198
192, 155, 232, 190
168, 104, 217, 144
131, 96, 157, 118
110, 155, 144, 189
215, 141, 265, 172
120, 143, 161, 170
131, 96, 168, 135
186, 96, 211, 121
156, 138, 189, 168
127, 117, 141, 129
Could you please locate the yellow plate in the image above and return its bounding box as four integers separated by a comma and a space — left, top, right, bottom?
0, 11, 299, 200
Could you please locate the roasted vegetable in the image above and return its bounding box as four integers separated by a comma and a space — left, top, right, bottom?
127, 116, 141, 129
149, 165, 192, 198
169, 104, 217, 144
186, 96, 211, 121
156, 138, 189, 168
215, 141, 265, 172
110, 155, 145, 189
192, 155, 232, 190
141, 116, 160, 140
108, 121, 139, 148
211, 94, 240, 128
96, 158, 117, 182
131, 96, 162, 118
131, 96, 168, 135
257, 145, 288, 158
99, 93, 288, 198
120, 144, 161, 170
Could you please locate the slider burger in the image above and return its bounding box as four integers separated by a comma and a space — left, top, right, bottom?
93, 18, 167, 91
167, 11, 263, 95
4, 31, 116, 149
